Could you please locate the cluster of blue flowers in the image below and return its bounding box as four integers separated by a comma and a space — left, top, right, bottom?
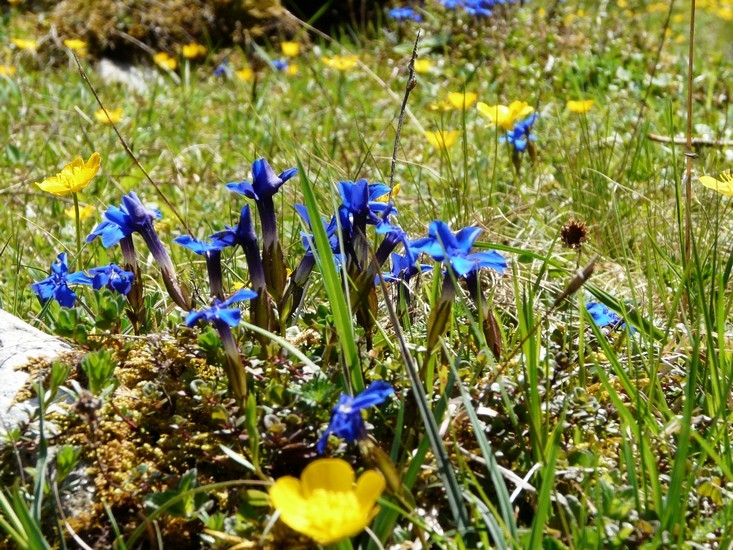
31, 253, 133, 308
30, 156, 512, 406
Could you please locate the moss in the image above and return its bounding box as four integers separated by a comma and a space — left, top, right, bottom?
14, 0, 298, 61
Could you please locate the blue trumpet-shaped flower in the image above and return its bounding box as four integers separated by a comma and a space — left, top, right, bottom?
174, 235, 228, 298
317, 381, 394, 454
86, 191, 161, 248
410, 220, 506, 277
226, 158, 298, 202
88, 264, 134, 296
31, 252, 92, 308
185, 288, 257, 329
88, 192, 191, 309
227, 158, 297, 304
337, 179, 395, 232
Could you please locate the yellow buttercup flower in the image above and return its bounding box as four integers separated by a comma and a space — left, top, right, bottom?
63, 38, 88, 56
699, 172, 733, 196
64, 204, 95, 221
566, 99, 595, 114
35, 152, 101, 196
269, 458, 385, 546
286, 63, 299, 76
94, 107, 123, 125
182, 42, 207, 60
476, 100, 534, 130
322, 55, 359, 71
425, 130, 460, 150
413, 58, 434, 74
447, 91, 478, 110
235, 67, 254, 81
281, 41, 301, 57
11, 38, 37, 52
154, 52, 178, 71
0, 65, 16, 76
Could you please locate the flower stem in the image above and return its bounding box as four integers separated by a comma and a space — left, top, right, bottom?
72, 192, 82, 258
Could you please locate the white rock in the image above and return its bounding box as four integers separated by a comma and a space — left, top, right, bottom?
0, 309, 71, 433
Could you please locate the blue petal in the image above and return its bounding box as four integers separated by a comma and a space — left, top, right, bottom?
454, 226, 483, 253
226, 181, 257, 200
468, 250, 507, 274
222, 288, 258, 307
450, 256, 478, 277
53, 285, 77, 308
216, 308, 242, 328
349, 381, 394, 410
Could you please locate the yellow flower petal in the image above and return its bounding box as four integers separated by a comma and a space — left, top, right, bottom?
35, 152, 101, 196
11, 38, 37, 52
447, 91, 477, 110
154, 52, 178, 71
94, 107, 123, 125
413, 58, 433, 74
700, 173, 733, 196
425, 130, 459, 150
0, 65, 16, 76
322, 55, 359, 71
269, 458, 385, 546
281, 41, 301, 57
354, 469, 387, 512
301, 458, 355, 495
182, 42, 207, 60
235, 67, 254, 81
566, 99, 595, 114
63, 38, 88, 55
477, 101, 533, 130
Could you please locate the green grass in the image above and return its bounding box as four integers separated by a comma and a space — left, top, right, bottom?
2, 0, 733, 547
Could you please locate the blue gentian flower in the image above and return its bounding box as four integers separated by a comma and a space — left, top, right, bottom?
211, 205, 258, 250
501, 113, 538, 152
86, 191, 161, 248
337, 179, 397, 270
389, 7, 423, 21
211, 205, 266, 292
88, 192, 191, 309
337, 179, 394, 228
226, 158, 297, 203
383, 249, 432, 283
410, 220, 506, 277
31, 252, 92, 308
88, 264, 134, 296
174, 235, 228, 298
587, 302, 635, 333
317, 381, 394, 454
227, 158, 297, 303
185, 288, 257, 329
213, 58, 231, 78
272, 59, 288, 72
174, 235, 226, 255
186, 288, 257, 403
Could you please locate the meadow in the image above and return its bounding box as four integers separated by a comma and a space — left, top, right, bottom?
2, 0, 733, 548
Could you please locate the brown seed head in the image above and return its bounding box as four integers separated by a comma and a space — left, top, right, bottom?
561, 219, 589, 249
